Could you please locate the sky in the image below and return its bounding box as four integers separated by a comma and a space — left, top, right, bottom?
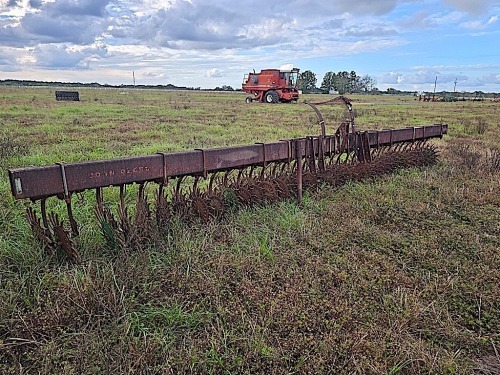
0, 0, 499, 92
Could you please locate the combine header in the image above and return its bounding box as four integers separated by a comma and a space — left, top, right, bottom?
8, 97, 447, 261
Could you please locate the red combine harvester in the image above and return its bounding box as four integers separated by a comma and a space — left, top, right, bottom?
242, 66, 300, 103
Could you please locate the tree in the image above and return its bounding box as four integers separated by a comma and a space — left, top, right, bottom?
321, 70, 376, 94
320, 72, 336, 92
299, 70, 317, 92
214, 85, 234, 91
335, 71, 350, 94
349, 71, 358, 92
358, 75, 376, 92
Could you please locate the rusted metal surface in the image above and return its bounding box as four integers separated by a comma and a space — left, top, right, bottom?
306, 95, 356, 134
7, 99, 448, 261
9, 124, 446, 201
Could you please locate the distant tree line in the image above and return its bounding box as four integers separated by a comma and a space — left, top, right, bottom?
0, 79, 244, 92
298, 70, 377, 94
0, 79, 200, 91
213, 85, 235, 91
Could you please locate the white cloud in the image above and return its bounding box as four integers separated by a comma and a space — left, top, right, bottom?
0, 0, 499, 91
404, 10, 465, 29
379, 72, 404, 84
142, 70, 165, 79
487, 15, 499, 25
206, 68, 223, 78
0, 0, 111, 46
32, 42, 108, 69
460, 14, 499, 29
460, 20, 486, 30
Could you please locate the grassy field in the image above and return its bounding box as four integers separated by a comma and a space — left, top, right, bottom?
0, 87, 499, 374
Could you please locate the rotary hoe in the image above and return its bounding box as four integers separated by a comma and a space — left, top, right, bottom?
8, 97, 447, 261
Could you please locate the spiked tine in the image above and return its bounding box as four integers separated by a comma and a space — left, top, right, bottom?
40, 198, 49, 231
66, 198, 79, 236
295, 139, 303, 205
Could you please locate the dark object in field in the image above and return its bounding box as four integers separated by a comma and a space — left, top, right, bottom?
8, 97, 447, 261
55, 91, 80, 101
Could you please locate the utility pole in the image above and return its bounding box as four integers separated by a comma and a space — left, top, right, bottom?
433, 76, 437, 101
133, 71, 136, 88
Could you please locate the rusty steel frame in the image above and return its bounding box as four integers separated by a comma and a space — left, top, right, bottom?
305, 95, 356, 136
9, 124, 447, 202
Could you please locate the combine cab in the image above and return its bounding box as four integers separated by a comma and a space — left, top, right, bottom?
242, 67, 300, 103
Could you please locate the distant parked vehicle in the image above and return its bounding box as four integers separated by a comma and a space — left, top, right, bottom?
242, 67, 300, 103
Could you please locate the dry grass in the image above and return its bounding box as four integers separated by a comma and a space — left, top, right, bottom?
0, 88, 499, 374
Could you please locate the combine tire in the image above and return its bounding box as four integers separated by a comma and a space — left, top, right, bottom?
245, 96, 253, 103
265, 90, 279, 104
